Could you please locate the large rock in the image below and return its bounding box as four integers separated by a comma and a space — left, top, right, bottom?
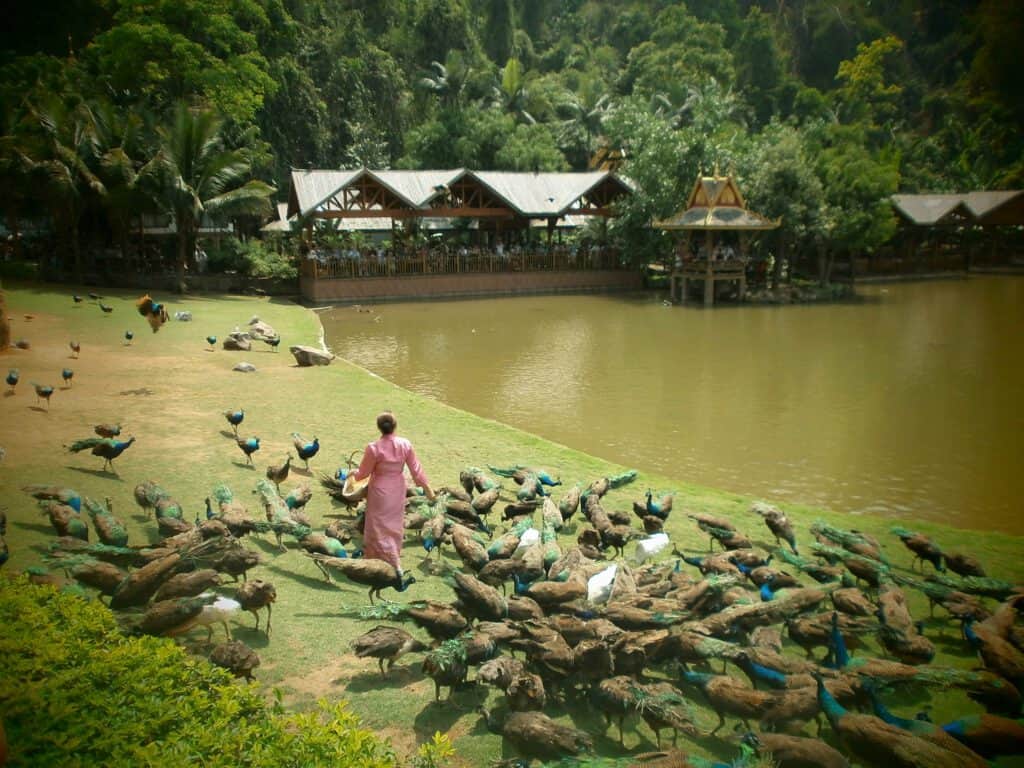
248, 320, 278, 341
223, 332, 252, 351
290, 345, 334, 367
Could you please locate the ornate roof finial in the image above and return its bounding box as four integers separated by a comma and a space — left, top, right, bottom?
713, 160, 720, 177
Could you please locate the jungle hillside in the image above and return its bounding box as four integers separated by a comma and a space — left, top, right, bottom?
1, 0, 1022, 279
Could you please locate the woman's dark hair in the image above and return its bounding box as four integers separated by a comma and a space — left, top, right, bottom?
377, 412, 397, 435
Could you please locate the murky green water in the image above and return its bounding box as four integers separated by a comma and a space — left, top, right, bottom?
321, 276, 1024, 534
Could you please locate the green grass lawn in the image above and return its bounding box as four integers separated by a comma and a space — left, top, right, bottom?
1, 281, 1022, 766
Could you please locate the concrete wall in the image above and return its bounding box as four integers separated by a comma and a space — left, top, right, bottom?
300, 270, 643, 304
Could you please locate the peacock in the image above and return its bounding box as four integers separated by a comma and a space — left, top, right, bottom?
478, 708, 592, 759
206, 335, 218, 350
861, 679, 988, 765
210, 640, 260, 680
892, 526, 944, 572
67, 436, 136, 472
754, 503, 798, 554
94, 423, 121, 438
236, 579, 277, 635
815, 673, 980, 768
422, 638, 468, 701
72, 295, 83, 303
40, 500, 89, 540
123, 330, 134, 345
353, 625, 428, 677
644, 490, 674, 520
304, 553, 415, 603
224, 409, 244, 435
236, 436, 260, 464
69, 340, 80, 357
5, 369, 18, 392
265, 454, 292, 490
291, 433, 320, 469
262, 335, 281, 352
32, 382, 54, 409
23, 484, 82, 512
99, 302, 113, 313
940, 713, 1024, 758
84, 497, 128, 547
59, 368, 73, 387
678, 670, 774, 735
135, 294, 169, 332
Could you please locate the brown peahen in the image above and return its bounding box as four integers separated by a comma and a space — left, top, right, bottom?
352, 625, 428, 676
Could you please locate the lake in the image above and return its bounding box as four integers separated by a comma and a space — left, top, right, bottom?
321, 276, 1024, 534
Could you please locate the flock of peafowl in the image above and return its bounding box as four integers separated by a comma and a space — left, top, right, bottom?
13, 438, 1024, 767
3, 291, 1024, 767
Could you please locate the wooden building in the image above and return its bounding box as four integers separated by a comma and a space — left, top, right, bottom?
654, 171, 779, 306
286, 168, 637, 303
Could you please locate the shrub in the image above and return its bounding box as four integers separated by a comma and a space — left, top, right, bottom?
0, 577, 399, 767
202, 237, 297, 280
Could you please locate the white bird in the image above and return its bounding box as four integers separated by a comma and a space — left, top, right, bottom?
165, 594, 241, 642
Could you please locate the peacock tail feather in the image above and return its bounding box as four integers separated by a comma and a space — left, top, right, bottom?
212, 484, 234, 508
67, 437, 110, 454
607, 469, 638, 489
925, 571, 1017, 600
811, 520, 889, 564
890, 525, 919, 539
427, 638, 467, 673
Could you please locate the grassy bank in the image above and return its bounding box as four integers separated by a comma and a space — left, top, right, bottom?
1, 281, 1022, 766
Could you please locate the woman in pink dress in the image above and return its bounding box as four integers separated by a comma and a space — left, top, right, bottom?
353, 412, 435, 572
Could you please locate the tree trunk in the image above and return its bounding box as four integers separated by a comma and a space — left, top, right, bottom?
817, 243, 834, 286
176, 222, 189, 293
772, 231, 786, 292
70, 217, 83, 284
0, 280, 10, 350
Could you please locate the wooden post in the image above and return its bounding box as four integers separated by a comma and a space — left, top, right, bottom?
705, 231, 716, 307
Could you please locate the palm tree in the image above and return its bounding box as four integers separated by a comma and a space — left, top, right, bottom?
490, 57, 536, 125
418, 51, 472, 109
155, 103, 274, 291
86, 101, 161, 270
22, 98, 104, 282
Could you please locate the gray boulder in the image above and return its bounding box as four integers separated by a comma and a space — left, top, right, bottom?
223, 332, 252, 351
290, 345, 334, 367
233, 362, 256, 373
249, 320, 278, 341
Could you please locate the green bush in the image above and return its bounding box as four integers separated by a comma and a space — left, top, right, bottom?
203, 238, 297, 280
0, 577, 399, 767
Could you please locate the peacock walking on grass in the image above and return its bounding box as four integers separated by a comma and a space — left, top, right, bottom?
422, 638, 468, 701
341, 599, 469, 642
67, 436, 136, 473
236, 436, 260, 465
291, 433, 320, 469
304, 553, 415, 603
40, 500, 89, 540
353, 625, 428, 677
236, 579, 277, 635
5, 369, 18, 392
892, 526, 944, 572
224, 409, 244, 435
206, 335, 217, 350
32, 382, 54, 409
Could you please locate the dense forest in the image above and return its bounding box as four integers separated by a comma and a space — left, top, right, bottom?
1, 0, 1021, 281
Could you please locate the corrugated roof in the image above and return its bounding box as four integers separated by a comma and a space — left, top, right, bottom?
655, 206, 779, 230
891, 194, 967, 225
289, 169, 362, 217
472, 171, 612, 216
368, 169, 466, 208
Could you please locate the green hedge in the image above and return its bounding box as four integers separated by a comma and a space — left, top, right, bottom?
0, 577, 399, 767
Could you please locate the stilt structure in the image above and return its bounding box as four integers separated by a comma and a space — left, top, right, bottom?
655, 170, 779, 307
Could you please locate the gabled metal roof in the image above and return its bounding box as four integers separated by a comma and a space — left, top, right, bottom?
472, 171, 613, 217
367, 169, 466, 208
891, 194, 969, 225
289, 169, 362, 217
963, 190, 1023, 220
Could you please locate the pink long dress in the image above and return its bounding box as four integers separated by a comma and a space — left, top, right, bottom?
353, 434, 429, 570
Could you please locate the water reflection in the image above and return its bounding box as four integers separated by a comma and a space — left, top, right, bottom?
322, 277, 1024, 534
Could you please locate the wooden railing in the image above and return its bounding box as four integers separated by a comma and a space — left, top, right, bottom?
303, 246, 626, 280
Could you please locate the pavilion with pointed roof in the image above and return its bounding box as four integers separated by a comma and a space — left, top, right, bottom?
654, 170, 779, 306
